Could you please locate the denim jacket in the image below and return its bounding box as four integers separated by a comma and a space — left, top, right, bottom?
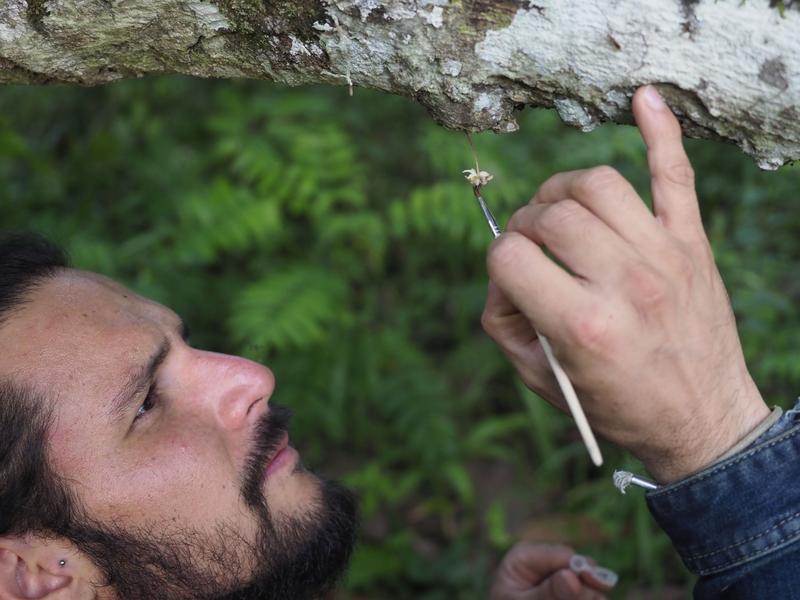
646, 399, 800, 599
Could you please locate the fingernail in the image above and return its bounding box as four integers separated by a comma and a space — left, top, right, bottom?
570, 554, 590, 572
643, 85, 666, 110
570, 554, 619, 588
591, 566, 619, 587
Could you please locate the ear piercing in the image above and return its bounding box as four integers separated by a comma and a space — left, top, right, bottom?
58, 560, 66, 567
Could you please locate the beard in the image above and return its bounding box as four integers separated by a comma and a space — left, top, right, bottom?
63, 404, 358, 600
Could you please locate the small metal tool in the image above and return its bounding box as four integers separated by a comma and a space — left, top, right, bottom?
613, 470, 659, 493
474, 188, 503, 239
473, 186, 604, 467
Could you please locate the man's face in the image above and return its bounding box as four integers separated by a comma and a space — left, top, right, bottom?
1, 270, 356, 598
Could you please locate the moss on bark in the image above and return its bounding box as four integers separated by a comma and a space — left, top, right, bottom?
212, 0, 326, 39
25, 0, 50, 33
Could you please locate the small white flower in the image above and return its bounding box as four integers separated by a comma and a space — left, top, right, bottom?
462, 168, 493, 187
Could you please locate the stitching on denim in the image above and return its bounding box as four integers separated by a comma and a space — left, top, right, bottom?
685, 509, 800, 560
695, 528, 800, 576
649, 424, 800, 498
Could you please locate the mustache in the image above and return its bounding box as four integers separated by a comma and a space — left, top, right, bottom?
242, 403, 292, 509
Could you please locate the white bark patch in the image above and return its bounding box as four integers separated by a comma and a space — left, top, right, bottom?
289, 35, 312, 57
475, 0, 800, 169
420, 6, 444, 28
440, 58, 461, 76
554, 98, 597, 132
187, 1, 230, 32
473, 90, 505, 124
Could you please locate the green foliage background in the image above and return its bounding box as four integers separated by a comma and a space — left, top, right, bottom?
1, 77, 798, 598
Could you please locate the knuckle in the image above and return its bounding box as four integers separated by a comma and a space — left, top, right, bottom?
566, 308, 614, 353
625, 262, 670, 308
674, 247, 696, 279
486, 232, 529, 275
575, 165, 622, 196
505, 205, 529, 232
659, 160, 695, 188
661, 241, 697, 283
538, 171, 565, 193
536, 199, 583, 234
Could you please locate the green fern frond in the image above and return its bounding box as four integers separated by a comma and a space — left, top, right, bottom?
228, 266, 350, 357
171, 179, 283, 264
389, 181, 493, 249
317, 212, 387, 270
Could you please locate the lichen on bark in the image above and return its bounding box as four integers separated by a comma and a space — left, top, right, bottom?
1, 0, 799, 169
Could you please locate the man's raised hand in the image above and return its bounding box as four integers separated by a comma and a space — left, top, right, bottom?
481, 86, 770, 483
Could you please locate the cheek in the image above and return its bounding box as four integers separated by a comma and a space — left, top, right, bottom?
73, 432, 247, 529
48, 423, 82, 475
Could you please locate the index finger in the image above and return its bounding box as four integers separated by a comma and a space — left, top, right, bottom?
632, 85, 704, 244
503, 543, 575, 584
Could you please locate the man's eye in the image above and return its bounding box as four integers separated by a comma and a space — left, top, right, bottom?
135, 386, 160, 422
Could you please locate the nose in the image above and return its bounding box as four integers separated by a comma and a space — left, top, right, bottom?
196, 351, 275, 431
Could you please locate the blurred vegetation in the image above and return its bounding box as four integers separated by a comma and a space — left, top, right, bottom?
1, 77, 798, 599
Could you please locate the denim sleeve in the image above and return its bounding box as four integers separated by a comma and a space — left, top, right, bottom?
645, 399, 800, 599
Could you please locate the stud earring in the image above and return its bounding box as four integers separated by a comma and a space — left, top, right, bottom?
58, 560, 66, 567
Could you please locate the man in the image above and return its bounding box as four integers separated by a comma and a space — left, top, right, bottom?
0, 254, 612, 599
0, 85, 795, 599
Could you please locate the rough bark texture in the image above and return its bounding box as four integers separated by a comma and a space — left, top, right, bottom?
1, 0, 799, 168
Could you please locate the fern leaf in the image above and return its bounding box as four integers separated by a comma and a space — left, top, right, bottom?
228, 266, 350, 357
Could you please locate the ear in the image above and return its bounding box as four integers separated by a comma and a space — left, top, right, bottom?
0, 536, 92, 599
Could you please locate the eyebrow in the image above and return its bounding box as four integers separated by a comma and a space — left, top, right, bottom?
108, 317, 189, 426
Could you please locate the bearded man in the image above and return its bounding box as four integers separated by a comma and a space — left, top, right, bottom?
0, 233, 614, 600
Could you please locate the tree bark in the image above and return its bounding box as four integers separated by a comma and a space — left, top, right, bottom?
1, 0, 798, 168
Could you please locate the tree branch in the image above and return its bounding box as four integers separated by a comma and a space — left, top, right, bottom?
1, 0, 798, 168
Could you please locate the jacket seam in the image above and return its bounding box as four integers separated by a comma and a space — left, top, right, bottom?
685, 509, 800, 560
694, 528, 800, 576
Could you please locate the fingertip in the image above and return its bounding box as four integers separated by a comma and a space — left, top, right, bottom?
632, 85, 682, 145
636, 85, 668, 113
577, 569, 615, 593
553, 569, 583, 598
570, 554, 618, 592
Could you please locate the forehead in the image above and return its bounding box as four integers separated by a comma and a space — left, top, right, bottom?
0, 270, 177, 390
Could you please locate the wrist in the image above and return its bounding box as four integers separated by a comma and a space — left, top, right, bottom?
641, 385, 770, 484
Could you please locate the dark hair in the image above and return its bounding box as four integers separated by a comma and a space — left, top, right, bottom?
0, 233, 73, 537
